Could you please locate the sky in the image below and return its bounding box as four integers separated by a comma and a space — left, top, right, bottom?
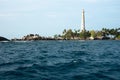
0, 0, 120, 39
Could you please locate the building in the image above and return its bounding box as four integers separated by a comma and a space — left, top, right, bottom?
80, 9, 86, 32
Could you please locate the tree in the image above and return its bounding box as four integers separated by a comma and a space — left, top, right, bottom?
116, 28, 120, 38
79, 31, 90, 39
63, 29, 74, 40
102, 28, 109, 37
63, 29, 66, 35
30, 34, 34, 36
116, 35, 120, 40
90, 30, 97, 38
73, 29, 80, 37
79, 31, 85, 39
85, 31, 91, 38
96, 31, 102, 37
54, 34, 58, 39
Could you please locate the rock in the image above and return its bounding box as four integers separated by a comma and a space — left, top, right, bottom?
0, 36, 10, 41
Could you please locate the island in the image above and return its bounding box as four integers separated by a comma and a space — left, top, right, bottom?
10, 27, 120, 41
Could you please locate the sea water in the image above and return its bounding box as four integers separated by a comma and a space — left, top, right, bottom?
0, 40, 120, 80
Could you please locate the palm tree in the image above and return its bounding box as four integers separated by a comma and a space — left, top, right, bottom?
63, 29, 66, 35
65, 29, 74, 40
73, 29, 78, 37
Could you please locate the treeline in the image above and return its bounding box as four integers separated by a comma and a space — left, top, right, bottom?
54, 28, 120, 40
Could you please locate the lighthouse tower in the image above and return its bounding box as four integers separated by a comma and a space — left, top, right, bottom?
80, 9, 85, 32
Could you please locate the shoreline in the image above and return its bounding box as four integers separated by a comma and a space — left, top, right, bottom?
1, 39, 119, 42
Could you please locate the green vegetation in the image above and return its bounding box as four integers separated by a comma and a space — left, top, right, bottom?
117, 35, 120, 40
56, 28, 120, 40
10, 27, 120, 41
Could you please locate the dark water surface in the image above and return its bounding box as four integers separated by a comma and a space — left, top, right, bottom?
0, 40, 120, 80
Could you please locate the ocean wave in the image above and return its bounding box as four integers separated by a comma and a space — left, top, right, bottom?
0, 41, 120, 80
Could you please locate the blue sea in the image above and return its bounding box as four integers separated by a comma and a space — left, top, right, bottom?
0, 40, 120, 80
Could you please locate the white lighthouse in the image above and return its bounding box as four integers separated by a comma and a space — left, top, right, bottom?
80, 9, 85, 32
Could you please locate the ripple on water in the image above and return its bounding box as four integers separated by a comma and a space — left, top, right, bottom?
0, 40, 120, 80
